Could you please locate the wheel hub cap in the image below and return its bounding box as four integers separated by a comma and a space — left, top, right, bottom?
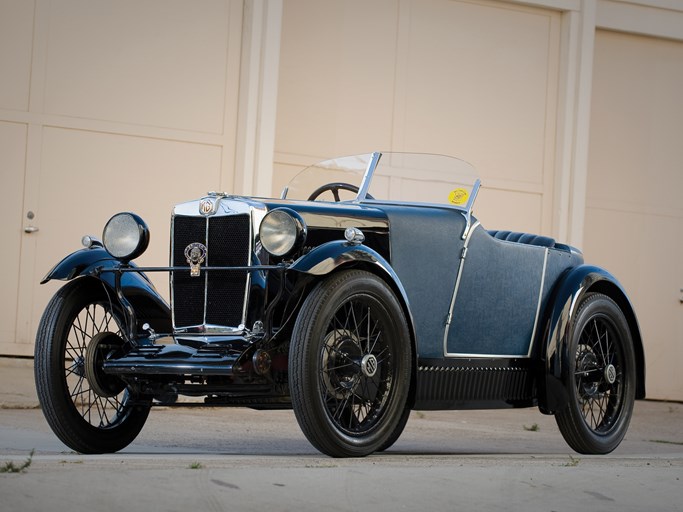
361, 354, 378, 377
604, 364, 617, 385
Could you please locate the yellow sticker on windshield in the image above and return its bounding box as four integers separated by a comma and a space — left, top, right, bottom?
448, 188, 469, 206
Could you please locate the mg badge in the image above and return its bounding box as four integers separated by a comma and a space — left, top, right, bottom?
199, 199, 214, 216
184, 242, 207, 277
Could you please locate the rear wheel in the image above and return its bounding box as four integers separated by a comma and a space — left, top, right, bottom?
35, 278, 151, 454
555, 293, 635, 454
289, 270, 412, 457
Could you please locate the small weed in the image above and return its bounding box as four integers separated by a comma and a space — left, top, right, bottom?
415, 412, 426, 419
563, 454, 580, 467
189, 462, 203, 469
523, 423, 540, 432
0, 450, 34, 473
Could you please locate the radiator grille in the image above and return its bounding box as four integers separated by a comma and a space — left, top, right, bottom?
172, 214, 251, 328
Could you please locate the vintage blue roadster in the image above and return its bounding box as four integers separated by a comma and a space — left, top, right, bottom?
35, 152, 645, 457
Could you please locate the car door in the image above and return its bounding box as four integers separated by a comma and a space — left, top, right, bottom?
445, 224, 546, 357
379, 204, 467, 358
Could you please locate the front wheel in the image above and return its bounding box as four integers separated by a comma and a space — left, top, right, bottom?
555, 293, 636, 454
289, 270, 412, 457
35, 278, 151, 454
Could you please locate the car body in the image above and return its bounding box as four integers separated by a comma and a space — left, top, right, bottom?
35, 152, 645, 457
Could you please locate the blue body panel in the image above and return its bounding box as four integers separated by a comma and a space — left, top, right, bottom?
446, 225, 581, 357
377, 205, 464, 359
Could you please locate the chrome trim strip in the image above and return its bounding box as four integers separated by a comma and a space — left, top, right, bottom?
108, 265, 282, 273
355, 151, 382, 202
238, 206, 257, 330
203, 216, 209, 325
436, 352, 534, 359
169, 214, 180, 331
442, 221, 480, 357
527, 248, 549, 357
173, 324, 246, 336
460, 179, 481, 240
173, 196, 255, 217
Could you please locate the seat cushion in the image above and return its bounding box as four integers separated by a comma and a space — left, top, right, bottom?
487, 230, 556, 248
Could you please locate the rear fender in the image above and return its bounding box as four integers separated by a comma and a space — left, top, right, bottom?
42, 247, 171, 332
538, 265, 645, 413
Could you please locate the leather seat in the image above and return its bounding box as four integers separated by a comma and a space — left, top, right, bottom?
487, 230, 556, 248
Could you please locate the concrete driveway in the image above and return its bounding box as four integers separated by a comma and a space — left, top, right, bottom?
1, 398, 682, 512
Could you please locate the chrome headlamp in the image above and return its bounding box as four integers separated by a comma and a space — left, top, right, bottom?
259, 208, 306, 257
102, 212, 150, 261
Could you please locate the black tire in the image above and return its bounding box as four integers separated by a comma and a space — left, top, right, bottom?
555, 293, 636, 454
289, 270, 412, 457
376, 405, 411, 452
34, 278, 151, 454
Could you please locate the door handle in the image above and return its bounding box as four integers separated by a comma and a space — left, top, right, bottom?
24, 210, 39, 233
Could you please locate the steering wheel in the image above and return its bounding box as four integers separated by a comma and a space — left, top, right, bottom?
307, 182, 374, 202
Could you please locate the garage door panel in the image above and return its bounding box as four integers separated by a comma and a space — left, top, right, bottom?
589, 31, 683, 216
275, 0, 561, 237
585, 207, 683, 399
0, 122, 28, 351
401, 0, 557, 186
43, 0, 231, 133
586, 30, 683, 400
31, 128, 223, 340
475, 188, 543, 234
0, 0, 34, 111
275, 0, 398, 157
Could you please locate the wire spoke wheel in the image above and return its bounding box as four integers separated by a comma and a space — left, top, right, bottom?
574, 316, 623, 432
556, 293, 635, 454
35, 278, 151, 454
65, 303, 129, 428
318, 299, 392, 435
290, 270, 411, 457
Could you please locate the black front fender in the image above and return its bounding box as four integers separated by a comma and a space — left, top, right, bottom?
538, 265, 645, 413
289, 241, 410, 307
42, 247, 171, 332
42, 247, 116, 285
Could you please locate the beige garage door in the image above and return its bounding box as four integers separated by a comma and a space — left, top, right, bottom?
584, 30, 683, 400
274, 0, 561, 236
0, 122, 27, 352
0, 0, 242, 356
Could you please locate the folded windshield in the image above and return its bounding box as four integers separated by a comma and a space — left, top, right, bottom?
282, 152, 480, 211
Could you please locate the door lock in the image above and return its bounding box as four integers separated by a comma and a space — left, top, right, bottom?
24, 211, 39, 234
